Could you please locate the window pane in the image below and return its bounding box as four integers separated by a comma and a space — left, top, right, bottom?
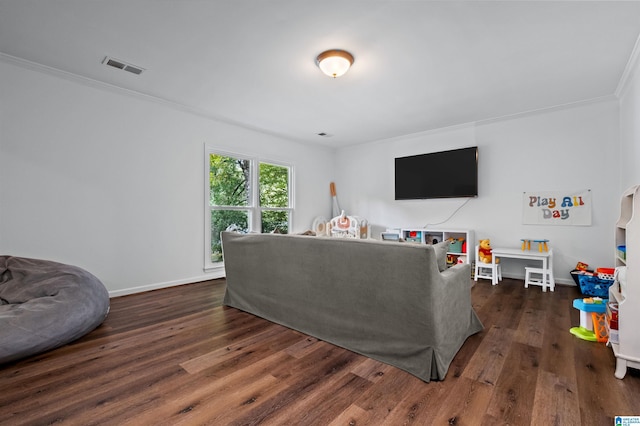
259, 163, 289, 208
262, 210, 289, 234
210, 154, 250, 207
210, 209, 249, 262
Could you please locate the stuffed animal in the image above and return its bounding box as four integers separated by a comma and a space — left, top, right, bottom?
478, 239, 499, 264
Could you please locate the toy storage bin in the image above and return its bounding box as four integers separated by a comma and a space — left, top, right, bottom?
570, 270, 582, 286
571, 269, 593, 286
449, 240, 463, 253
596, 267, 615, 280
578, 274, 614, 298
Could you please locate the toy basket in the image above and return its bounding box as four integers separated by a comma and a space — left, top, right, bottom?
577, 274, 614, 298
596, 267, 615, 281
449, 240, 463, 253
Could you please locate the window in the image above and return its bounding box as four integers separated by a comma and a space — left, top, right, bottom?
259, 162, 291, 233
205, 149, 292, 269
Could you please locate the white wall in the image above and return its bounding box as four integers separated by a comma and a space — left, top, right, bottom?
335, 100, 620, 283
3, 53, 635, 293
0, 60, 334, 295
619, 53, 640, 192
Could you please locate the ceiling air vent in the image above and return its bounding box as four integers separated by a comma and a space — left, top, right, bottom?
102, 56, 145, 75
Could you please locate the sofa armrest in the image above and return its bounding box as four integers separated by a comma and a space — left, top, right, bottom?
431, 262, 477, 333
438, 263, 472, 284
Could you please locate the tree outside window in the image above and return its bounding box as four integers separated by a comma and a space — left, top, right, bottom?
259, 162, 290, 234
207, 152, 292, 264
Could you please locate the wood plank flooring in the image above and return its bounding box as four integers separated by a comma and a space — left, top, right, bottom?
1, 278, 639, 425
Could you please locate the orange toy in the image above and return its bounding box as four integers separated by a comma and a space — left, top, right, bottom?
478, 239, 499, 264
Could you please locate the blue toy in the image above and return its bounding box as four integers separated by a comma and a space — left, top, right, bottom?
569, 298, 607, 341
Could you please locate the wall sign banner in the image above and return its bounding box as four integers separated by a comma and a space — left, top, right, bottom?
523, 189, 591, 226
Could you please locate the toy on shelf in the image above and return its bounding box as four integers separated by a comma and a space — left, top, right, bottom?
327, 211, 368, 239
447, 237, 465, 253
405, 230, 423, 243
608, 302, 619, 344
478, 239, 499, 264
570, 297, 608, 342
381, 229, 401, 241
521, 238, 549, 252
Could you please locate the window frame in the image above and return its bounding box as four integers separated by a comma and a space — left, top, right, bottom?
204, 146, 294, 271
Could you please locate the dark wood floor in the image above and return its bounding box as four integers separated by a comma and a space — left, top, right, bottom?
1, 277, 639, 425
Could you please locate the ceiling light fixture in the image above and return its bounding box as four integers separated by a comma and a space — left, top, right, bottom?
316, 49, 354, 78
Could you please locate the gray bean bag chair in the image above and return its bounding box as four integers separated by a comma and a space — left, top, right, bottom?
0, 256, 110, 364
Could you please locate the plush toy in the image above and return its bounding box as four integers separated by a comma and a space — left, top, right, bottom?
478, 239, 499, 264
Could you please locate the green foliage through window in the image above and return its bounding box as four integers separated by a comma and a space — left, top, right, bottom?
260, 163, 289, 208
261, 210, 289, 234
208, 153, 291, 263
209, 155, 250, 207
210, 210, 248, 262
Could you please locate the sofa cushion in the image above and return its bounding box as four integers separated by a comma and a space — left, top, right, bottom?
433, 240, 451, 271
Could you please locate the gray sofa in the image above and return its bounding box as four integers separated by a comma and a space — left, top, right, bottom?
221, 232, 483, 382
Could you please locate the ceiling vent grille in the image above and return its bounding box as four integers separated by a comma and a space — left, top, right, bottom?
102, 56, 145, 75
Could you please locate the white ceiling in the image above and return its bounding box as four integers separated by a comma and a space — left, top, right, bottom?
2, 1, 640, 148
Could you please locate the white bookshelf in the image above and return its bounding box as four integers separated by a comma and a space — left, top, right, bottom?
400, 228, 474, 267
609, 184, 640, 379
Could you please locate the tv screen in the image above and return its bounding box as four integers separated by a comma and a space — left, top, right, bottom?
395, 146, 478, 199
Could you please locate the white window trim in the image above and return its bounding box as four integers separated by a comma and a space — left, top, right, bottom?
204, 145, 294, 272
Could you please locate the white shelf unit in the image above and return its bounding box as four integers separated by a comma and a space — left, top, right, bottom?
400, 228, 474, 267
609, 184, 640, 379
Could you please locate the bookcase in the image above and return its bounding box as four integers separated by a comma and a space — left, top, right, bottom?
400, 228, 474, 267
609, 184, 640, 379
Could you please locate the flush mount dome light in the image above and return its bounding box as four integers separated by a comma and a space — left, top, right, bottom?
316, 49, 354, 78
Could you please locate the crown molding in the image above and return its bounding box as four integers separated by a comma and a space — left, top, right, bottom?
615, 31, 640, 98
0, 52, 167, 106
347, 95, 617, 150
0, 52, 314, 147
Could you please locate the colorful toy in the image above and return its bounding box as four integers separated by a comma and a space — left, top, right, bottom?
592, 313, 608, 342
575, 261, 589, 271
478, 239, 498, 264
569, 297, 608, 342
521, 238, 549, 252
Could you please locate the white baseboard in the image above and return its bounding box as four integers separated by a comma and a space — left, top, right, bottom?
108, 270, 226, 298
501, 273, 575, 286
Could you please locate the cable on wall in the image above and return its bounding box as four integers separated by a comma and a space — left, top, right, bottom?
422, 197, 472, 228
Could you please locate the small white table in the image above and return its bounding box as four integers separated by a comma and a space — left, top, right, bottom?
490, 247, 555, 290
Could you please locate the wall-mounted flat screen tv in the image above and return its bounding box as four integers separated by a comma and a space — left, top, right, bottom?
395, 146, 478, 199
